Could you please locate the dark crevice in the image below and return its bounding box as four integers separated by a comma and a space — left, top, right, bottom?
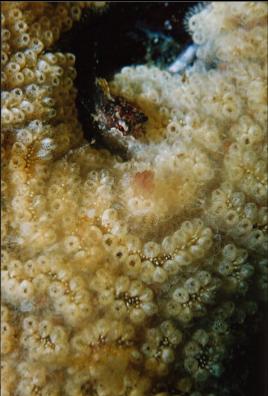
54, 2, 195, 146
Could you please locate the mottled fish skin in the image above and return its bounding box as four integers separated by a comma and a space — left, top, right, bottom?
93, 78, 148, 137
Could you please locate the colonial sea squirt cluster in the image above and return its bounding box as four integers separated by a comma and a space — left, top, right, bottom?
1, 2, 267, 396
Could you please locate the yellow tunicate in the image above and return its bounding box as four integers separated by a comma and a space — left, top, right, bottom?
1, 2, 267, 395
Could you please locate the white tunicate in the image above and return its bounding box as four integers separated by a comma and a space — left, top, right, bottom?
173, 287, 189, 303
143, 241, 160, 258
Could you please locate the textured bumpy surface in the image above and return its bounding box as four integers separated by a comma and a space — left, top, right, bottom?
1, 2, 267, 396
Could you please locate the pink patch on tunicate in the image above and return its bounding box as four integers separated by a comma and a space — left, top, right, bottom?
134, 170, 155, 196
